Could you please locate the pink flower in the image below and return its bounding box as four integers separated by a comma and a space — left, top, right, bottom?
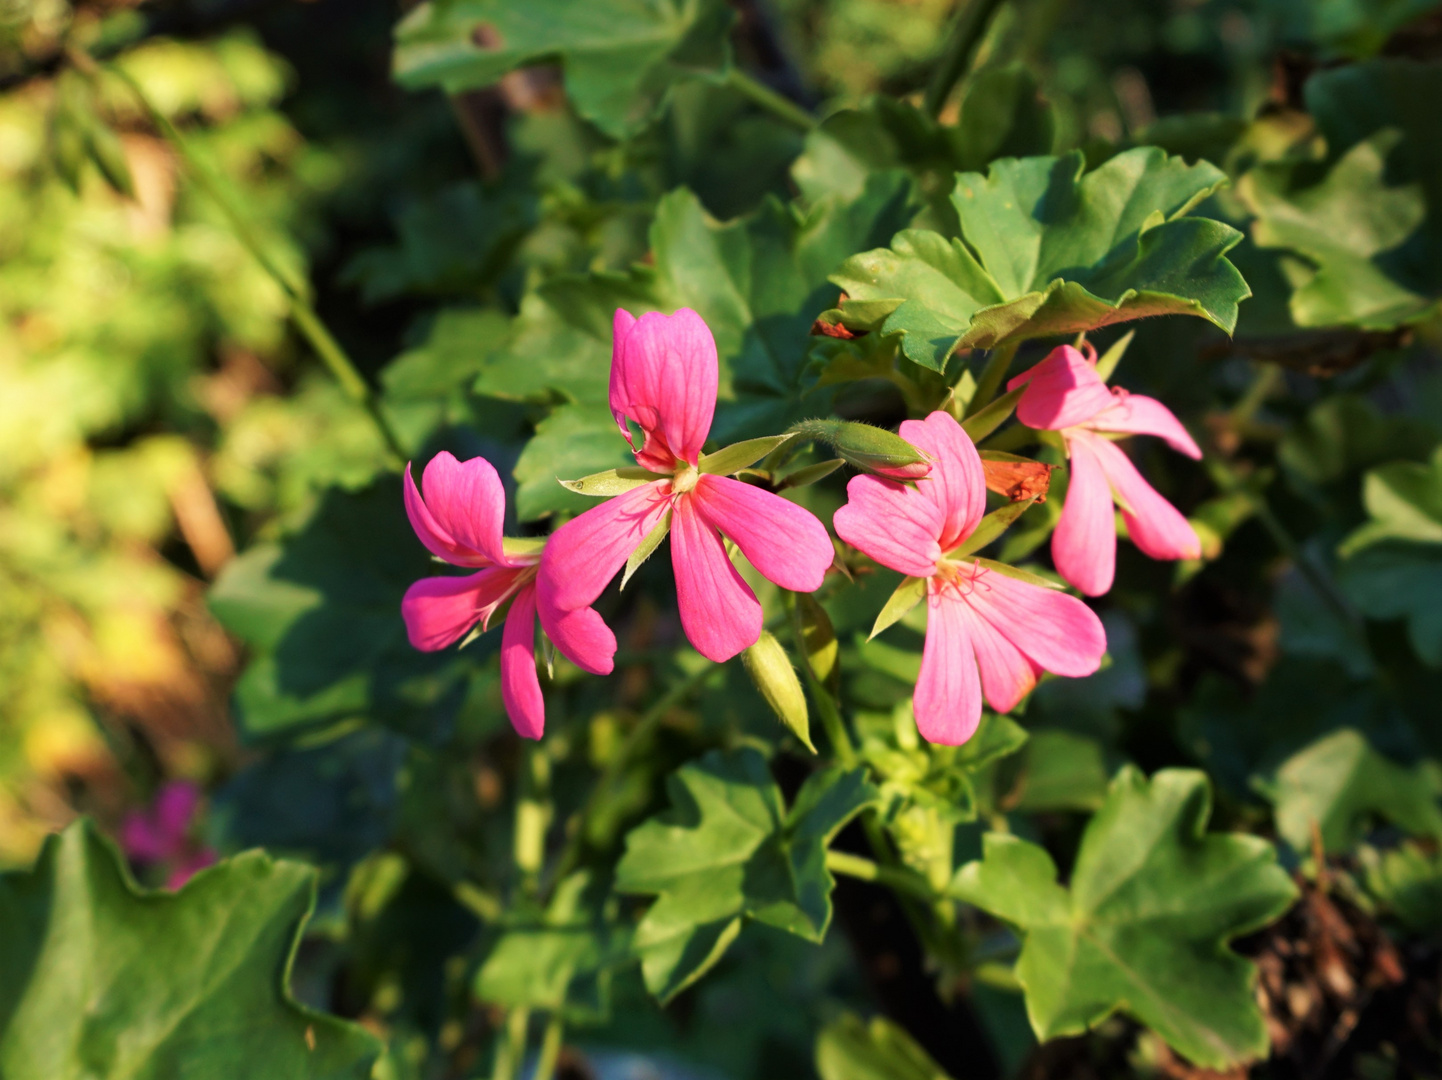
834, 411, 1106, 746
402, 452, 546, 738
538, 309, 835, 668
1008, 344, 1203, 597
120, 780, 216, 890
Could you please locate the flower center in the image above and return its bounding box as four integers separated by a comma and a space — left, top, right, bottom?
671, 463, 699, 495
931, 557, 991, 599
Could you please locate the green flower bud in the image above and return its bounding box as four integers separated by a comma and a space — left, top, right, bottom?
741, 631, 813, 752
790, 419, 932, 480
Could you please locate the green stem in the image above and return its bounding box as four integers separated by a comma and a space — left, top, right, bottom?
725, 68, 816, 131
529, 1014, 565, 1080
786, 593, 857, 768
923, 0, 1010, 118
493, 1006, 531, 1080
964, 343, 1017, 419
85, 50, 407, 466
515, 741, 552, 897
826, 851, 939, 903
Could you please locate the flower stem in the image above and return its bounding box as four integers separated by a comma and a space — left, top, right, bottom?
725, 67, 816, 131
493, 1006, 531, 1080
923, 0, 1010, 118
825, 850, 939, 903
78, 48, 407, 467
529, 1014, 565, 1080
964, 342, 1018, 418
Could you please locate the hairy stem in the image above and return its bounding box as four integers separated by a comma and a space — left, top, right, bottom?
923, 0, 1009, 118
786, 593, 857, 767
965, 342, 1018, 418
725, 67, 817, 131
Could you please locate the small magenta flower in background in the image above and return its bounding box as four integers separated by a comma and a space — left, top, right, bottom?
539, 308, 835, 668
834, 411, 1107, 746
402, 452, 547, 738
1009, 344, 1203, 597
120, 780, 216, 890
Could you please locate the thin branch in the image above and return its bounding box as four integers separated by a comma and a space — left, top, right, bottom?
923, 0, 1009, 119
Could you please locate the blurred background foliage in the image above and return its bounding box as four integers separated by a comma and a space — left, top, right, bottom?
2, 0, 1442, 1078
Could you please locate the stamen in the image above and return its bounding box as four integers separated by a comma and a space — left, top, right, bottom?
672, 463, 699, 495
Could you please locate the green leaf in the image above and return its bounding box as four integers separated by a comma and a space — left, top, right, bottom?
614, 748, 879, 1002
815, 1013, 955, 1080
558, 466, 665, 496
954, 498, 1038, 557
393, 0, 734, 139
960, 385, 1023, 443
474, 872, 630, 1020
209, 478, 473, 742
952, 767, 1298, 1069
1263, 728, 1442, 853
699, 434, 793, 476
1280, 395, 1438, 489
1008, 729, 1110, 812
1242, 60, 1442, 329
832, 148, 1248, 370
0, 822, 379, 1078
1361, 840, 1442, 936
1340, 542, 1442, 665
870, 576, 927, 640
1339, 446, 1442, 554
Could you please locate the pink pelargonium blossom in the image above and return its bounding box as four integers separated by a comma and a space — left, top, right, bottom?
834, 411, 1107, 746
120, 780, 217, 890
402, 451, 548, 739
538, 309, 835, 668
1007, 344, 1203, 597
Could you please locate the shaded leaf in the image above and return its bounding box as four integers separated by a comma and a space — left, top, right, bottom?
614, 748, 878, 1002
0, 822, 379, 1079
815, 1012, 955, 1080
1263, 728, 1442, 853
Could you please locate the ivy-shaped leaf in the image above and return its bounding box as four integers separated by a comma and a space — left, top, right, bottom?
951, 766, 1297, 1070
1260, 728, 1442, 853
393, 0, 734, 139
0, 822, 380, 1079
1336, 446, 1442, 665
831, 147, 1249, 370
614, 748, 878, 1003
815, 1013, 955, 1080
1243, 59, 1442, 330
474, 872, 631, 1021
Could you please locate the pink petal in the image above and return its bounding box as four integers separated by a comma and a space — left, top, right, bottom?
1009, 345, 1119, 431
500, 583, 544, 739
153, 781, 200, 843
120, 814, 169, 863
537, 480, 671, 614
833, 473, 944, 578
401, 568, 524, 651
1086, 393, 1202, 459
403, 453, 508, 568
899, 411, 988, 551
671, 493, 762, 663
1052, 433, 1118, 597
692, 475, 834, 593
536, 590, 617, 676
611, 309, 717, 468
1086, 434, 1203, 562
960, 565, 1106, 679
913, 592, 983, 746
609, 308, 639, 445
950, 596, 1041, 714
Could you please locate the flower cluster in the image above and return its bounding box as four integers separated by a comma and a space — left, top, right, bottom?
401, 311, 1201, 747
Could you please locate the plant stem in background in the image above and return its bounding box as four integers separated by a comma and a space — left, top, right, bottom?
923, 0, 1010, 118
786, 593, 857, 767
72, 48, 408, 467
965, 342, 1018, 418
493, 1006, 532, 1080
826, 850, 939, 903
530, 1014, 565, 1080
725, 67, 817, 131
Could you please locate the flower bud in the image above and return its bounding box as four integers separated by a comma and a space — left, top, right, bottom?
790, 419, 932, 480
741, 631, 814, 752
